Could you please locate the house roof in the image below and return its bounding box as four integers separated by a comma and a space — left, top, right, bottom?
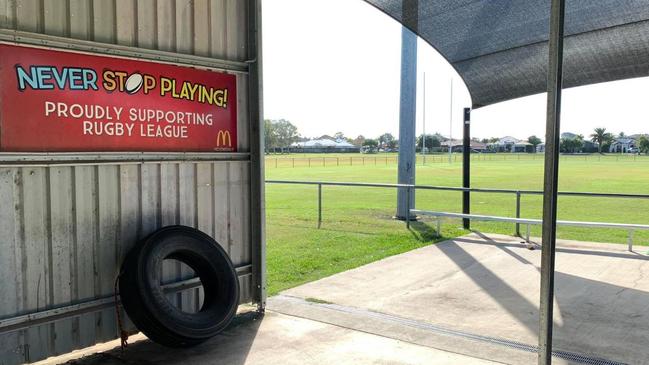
612, 138, 635, 144
441, 140, 487, 148
496, 136, 520, 144
440, 139, 462, 147
560, 132, 578, 140
292, 138, 356, 148
470, 141, 487, 148
363, 1, 649, 108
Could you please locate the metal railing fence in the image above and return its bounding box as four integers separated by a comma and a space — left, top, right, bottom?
265, 153, 649, 168
266, 179, 649, 248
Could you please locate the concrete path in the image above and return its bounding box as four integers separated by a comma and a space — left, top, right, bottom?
280, 233, 649, 365
39, 232, 649, 365
39, 310, 496, 365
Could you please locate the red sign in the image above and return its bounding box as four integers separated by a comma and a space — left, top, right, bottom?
0, 44, 237, 152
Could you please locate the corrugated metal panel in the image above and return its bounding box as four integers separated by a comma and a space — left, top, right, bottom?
49, 166, 75, 356
0, 162, 252, 363
0, 169, 24, 364
2, 0, 248, 62
21, 167, 51, 362
0, 2, 254, 363
209, 0, 227, 59
15, 0, 42, 33
115, 0, 137, 46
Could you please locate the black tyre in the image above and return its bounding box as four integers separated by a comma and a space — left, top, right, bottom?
119, 225, 239, 347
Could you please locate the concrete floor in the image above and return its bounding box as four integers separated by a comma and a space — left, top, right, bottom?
278, 233, 649, 365
41, 232, 649, 365
40, 309, 496, 365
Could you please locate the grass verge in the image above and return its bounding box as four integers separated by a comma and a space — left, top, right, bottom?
266, 153, 649, 294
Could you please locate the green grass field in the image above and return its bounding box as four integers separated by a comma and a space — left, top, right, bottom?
265, 153, 649, 294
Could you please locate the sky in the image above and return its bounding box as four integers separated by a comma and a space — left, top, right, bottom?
262, 0, 649, 141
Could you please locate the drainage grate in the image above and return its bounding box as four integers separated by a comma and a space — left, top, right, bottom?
280, 296, 627, 365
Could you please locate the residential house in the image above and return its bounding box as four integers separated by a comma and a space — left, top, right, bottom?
512, 141, 532, 153
609, 137, 636, 153
290, 138, 360, 153
489, 136, 525, 152
440, 139, 487, 152
561, 132, 596, 153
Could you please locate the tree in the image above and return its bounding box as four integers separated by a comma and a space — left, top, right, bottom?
560, 135, 584, 153
334, 131, 345, 140
559, 138, 570, 153
527, 135, 542, 152
590, 127, 613, 153
362, 139, 378, 148
362, 139, 378, 153
353, 135, 366, 147
363, 138, 379, 147
378, 133, 395, 149
417, 134, 441, 150
263, 119, 277, 153
639, 136, 649, 154
265, 119, 299, 153
618, 131, 626, 138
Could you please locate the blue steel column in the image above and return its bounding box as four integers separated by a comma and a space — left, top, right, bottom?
396, 5, 418, 220
539, 0, 565, 363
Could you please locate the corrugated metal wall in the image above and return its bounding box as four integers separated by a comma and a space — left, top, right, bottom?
0, 162, 252, 363
0, 1, 255, 364
0, 0, 247, 61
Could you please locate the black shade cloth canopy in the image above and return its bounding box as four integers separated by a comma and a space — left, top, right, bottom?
364, 0, 649, 108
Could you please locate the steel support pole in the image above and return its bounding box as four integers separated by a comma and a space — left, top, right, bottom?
396, 1, 418, 220
515, 191, 521, 236
462, 107, 471, 229
539, 0, 565, 363
406, 186, 412, 229
628, 229, 634, 252
247, 0, 266, 312
422, 72, 426, 165
448, 79, 453, 164
317, 183, 322, 228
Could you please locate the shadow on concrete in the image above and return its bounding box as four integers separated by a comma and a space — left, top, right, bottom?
65, 311, 263, 365
436, 236, 649, 363
470, 231, 539, 267
453, 235, 649, 261
435, 240, 541, 337
553, 270, 649, 362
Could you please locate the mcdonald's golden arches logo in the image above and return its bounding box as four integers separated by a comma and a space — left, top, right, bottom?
216, 130, 232, 147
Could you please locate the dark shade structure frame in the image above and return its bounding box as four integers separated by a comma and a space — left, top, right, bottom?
363, 0, 649, 109
539, 0, 565, 363
362, 0, 605, 364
